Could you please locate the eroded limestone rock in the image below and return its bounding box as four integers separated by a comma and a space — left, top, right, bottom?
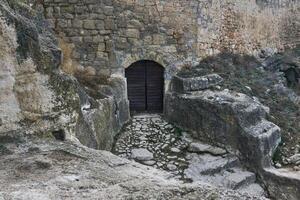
0, 136, 270, 200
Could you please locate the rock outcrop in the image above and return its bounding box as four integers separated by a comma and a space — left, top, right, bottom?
0, 0, 129, 150
0, 135, 268, 200
165, 70, 300, 199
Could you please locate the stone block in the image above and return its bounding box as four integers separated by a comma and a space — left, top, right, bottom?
95, 21, 104, 29
104, 6, 114, 16
115, 37, 128, 50
153, 34, 165, 45
125, 29, 140, 38
104, 18, 116, 30
105, 40, 113, 51
57, 19, 68, 28
72, 19, 83, 28
97, 43, 106, 52
93, 35, 104, 43
143, 35, 152, 45
172, 74, 223, 92
83, 20, 96, 29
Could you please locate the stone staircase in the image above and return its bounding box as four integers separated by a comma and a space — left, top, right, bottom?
166, 73, 281, 170
163, 72, 286, 197
113, 114, 267, 197
184, 152, 265, 196
183, 131, 266, 196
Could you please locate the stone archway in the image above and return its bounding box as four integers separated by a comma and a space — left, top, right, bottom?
125, 60, 164, 113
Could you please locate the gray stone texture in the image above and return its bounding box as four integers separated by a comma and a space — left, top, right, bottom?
0, 136, 270, 200
165, 75, 300, 199
41, 0, 299, 76
165, 88, 281, 170
113, 115, 266, 196
0, 0, 130, 151
172, 74, 223, 92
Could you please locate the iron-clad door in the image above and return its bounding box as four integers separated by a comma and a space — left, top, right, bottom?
125, 63, 146, 112
146, 61, 164, 112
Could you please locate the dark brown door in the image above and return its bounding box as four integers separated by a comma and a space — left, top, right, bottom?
126, 60, 164, 113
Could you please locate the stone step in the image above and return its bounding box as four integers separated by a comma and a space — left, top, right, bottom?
220, 168, 257, 190
184, 153, 240, 181
242, 119, 281, 167
192, 168, 257, 190
245, 119, 280, 137
172, 74, 223, 92
239, 183, 266, 196
233, 103, 267, 127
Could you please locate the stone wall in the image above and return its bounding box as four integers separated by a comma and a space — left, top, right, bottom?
42, 0, 299, 81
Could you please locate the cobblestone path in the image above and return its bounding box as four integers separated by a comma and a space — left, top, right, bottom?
113, 114, 190, 180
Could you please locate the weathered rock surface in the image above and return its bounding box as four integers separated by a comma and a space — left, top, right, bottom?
262, 168, 300, 200
0, 136, 269, 200
0, 0, 129, 150
165, 89, 281, 170
172, 74, 223, 92
184, 153, 240, 177
165, 66, 300, 199
114, 115, 266, 196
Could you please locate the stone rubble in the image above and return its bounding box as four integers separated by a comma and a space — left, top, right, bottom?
113, 114, 266, 196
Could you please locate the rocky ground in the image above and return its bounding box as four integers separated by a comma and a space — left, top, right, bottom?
177, 49, 300, 169
113, 114, 266, 196
0, 134, 269, 200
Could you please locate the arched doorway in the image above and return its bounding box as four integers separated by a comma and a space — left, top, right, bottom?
125, 60, 164, 113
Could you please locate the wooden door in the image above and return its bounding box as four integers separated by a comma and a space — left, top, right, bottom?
125, 63, 146, 112
125, 60, 164, 113
146, 62, 164, 112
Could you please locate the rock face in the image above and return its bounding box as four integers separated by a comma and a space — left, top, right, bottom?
165, 87, 281, 170
113, 114, 266, 196
0, 0, 76, 136
184, 153, 265, 196
0, 0, 129, 150
172, 74, 224, 92
75, 75, 130, 150
165, 70, 300, 199
0, 136, 269, 200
